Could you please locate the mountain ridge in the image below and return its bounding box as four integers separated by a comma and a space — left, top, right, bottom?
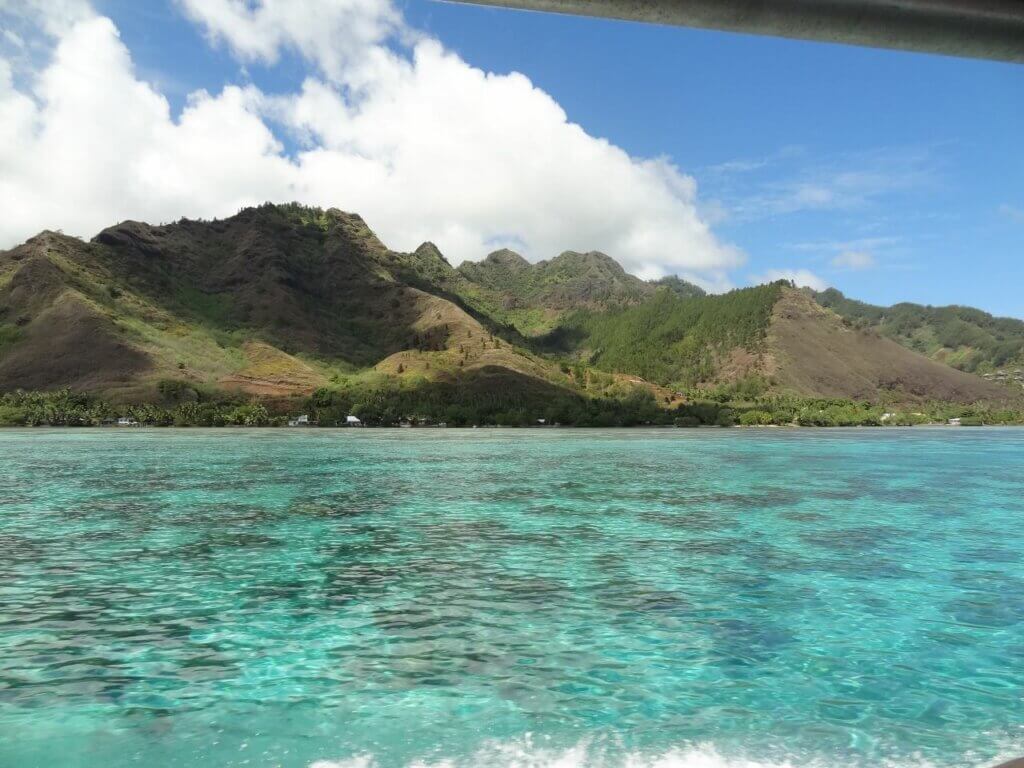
0, 203, 1018, 415
455, 247, 705, 334
810, 287, 1024, 374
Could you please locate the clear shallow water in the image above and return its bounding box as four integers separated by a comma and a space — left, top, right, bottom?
1, 427, 1023, 768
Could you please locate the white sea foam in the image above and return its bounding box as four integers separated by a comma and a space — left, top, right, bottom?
308, 739, 1023, 768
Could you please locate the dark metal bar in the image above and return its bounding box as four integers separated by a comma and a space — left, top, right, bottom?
450, 0, 1024, 63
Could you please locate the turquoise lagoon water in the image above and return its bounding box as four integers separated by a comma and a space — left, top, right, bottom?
1, 427, 1023, 768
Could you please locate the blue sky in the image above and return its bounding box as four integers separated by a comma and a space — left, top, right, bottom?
7, 0, 1024, 316
411, 2, 1024, 316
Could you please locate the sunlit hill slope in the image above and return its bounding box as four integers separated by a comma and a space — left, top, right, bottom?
0, 203, 1018, 411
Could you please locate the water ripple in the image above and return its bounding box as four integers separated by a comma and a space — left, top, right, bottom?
0, 427, 1022, 768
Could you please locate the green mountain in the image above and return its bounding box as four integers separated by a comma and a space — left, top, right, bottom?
812, 288, 1024, 374
0, 204, 560, 402
454, 248, 704, 335
459, 248, 651, 308
544, 283, 781, 386
651, 275, 708, 300
542, 283, 1013, 403
0, 203, 1019, 423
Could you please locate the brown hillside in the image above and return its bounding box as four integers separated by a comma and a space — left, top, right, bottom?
0, 236, 152, 396
373, 292, 558, 383
218, 341, 327, 396
0, 206, 1016, 409
767, 288, 1012, 403
0, 290, 150, 397
0, 206, 565, 401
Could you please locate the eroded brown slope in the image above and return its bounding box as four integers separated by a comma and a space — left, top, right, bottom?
0, 235, 151, 396
0, 206, 565, 400
0, 291, 150, 396
91, 208, 430, 364
767, 288, 1011, 403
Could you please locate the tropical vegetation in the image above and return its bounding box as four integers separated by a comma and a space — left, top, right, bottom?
2, 387, 1021, 429
1, 203, 1021, 424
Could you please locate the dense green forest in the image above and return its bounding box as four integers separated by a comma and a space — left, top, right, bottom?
4, 386, 1020, 429
546, 283, 783, 388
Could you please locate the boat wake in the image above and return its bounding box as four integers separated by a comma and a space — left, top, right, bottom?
309, 739, 1022, 768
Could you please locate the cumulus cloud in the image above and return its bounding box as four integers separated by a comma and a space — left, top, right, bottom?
0, 0, 743, 289
0, 10, 295, 243
830, 250, 876, 270
176, 0, 406, 84
0, 0, 93, 37
751, 268, 829, 291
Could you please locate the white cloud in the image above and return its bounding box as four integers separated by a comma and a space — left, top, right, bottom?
176, 0, 406, 84
0, 0, 94, 37
713, 146, 938, 222
751, 268, 829, 291
0, 12, 295, 242
3, 29, 25, 48
707, 158, 767, 175
830, 250, 876, 270
0, 0, 743, 289
791, 236, 899, 253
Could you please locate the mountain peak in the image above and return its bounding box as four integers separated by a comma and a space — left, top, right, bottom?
554, 249, 612, 260
653, 275, 707, 299
92, 220, 162, 255
548, 250, 623, 272
2, 202, 1018, 411
465, 248, 651, 313
414, 241, 450, 264
482, 248, 530, 269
